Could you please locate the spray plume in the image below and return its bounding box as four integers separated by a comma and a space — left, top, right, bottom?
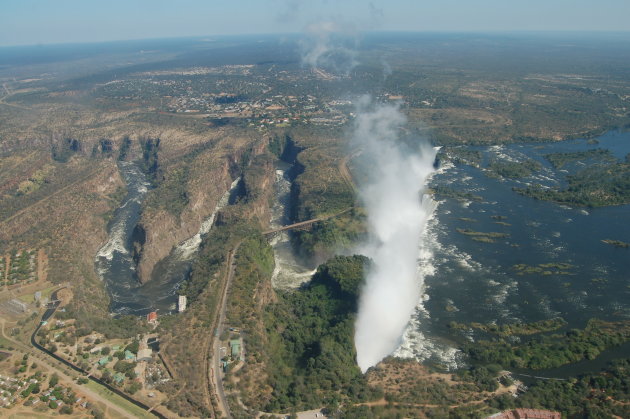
352, 96, 436, 372
300, 20, 358, 74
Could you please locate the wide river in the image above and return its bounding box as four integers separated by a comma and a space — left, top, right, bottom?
395, 130, 630, 373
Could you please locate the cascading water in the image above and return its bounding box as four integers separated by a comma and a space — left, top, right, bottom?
269, 162, 316, 289
352, 97, 440, 372
95, 161, 240, 315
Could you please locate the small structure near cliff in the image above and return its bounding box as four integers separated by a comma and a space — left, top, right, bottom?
147, 311, 158, 325
177, 295, 187, 312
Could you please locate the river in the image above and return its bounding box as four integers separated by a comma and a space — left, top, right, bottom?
395, 130, 630, 373
95, 161, 238, 316
268, 161, 316, 289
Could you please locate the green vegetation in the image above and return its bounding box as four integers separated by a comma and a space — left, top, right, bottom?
602, 239, 629, 248
83, 380, 156, 419
68, 314, 148, 340
156, 151, 274, 418
6, 249, 36, 284
449, 318, 567, 337
290, 147, 354, 221
515, 159, 630, 207
180, 219, 257, 301
248, 255, 378, 412
431, 185, 483, 202
512, 262, 574, 276
144, 165, 189, 217
226, 236, 275, 329
16, 165, 54, 196
545, 148, 616, 169
3, 34, 630, 419
437, 147, 482, 167
486, 158, 541, 179
293, 208, 366, 262
456, 228, 509, 243
488, 358, 630, 418
463, 319, 630, 369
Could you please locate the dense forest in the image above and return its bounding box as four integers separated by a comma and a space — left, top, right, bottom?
260, 255, 379, 412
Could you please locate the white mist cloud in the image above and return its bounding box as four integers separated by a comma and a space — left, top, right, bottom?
299, 19, 358, 74
352, 96, 436, 373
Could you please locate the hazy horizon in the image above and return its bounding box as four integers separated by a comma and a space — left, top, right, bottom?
2, 0, 629, 47
2, 29, 630, 50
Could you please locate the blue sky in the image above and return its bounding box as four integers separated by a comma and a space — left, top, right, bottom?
1, 0, 629, 46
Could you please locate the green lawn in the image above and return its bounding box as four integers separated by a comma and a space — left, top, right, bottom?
84, 380, 156, 419
17, 285, 57, 304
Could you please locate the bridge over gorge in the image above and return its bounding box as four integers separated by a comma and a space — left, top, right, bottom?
262, 207, 353, 238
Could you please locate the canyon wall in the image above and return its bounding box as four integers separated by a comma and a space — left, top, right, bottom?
135, 135, 273, 284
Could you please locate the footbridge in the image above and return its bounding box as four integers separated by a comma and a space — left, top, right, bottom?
262, 207, 353, 238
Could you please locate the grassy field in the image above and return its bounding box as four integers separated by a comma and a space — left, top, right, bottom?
8, 412, 86, 419
84, 380, 156, 419
17, 285, 57, 304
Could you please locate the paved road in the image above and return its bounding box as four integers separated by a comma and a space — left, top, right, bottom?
210, 244, 241, 419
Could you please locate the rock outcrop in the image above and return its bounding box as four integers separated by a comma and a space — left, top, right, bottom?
135, 135, 273, 284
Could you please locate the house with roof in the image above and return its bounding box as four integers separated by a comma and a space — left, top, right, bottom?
137, 348, 152, 362
229, 339, 241, 361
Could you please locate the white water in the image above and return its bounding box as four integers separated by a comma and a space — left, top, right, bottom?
269, 167, 316, 289
352, 98, 440, 372
94, 163, 242, 314
175, 177, 241, 260
95, 162, 150, 263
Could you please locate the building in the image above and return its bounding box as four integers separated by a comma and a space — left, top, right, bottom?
178, 295, 187, 312
124, 350, 136, 361
137, 348, 152, 362
230, 339, 241, 360
113, 373, 125, 384
147, 311, 158, 324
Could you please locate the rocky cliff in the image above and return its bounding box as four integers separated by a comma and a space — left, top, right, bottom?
134, 135, 273, 284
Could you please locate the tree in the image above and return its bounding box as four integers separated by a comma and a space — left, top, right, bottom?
60, 405, 74, 414
125, 339, 139, 354
126, 381, 142, 394
49, 373, 59, 387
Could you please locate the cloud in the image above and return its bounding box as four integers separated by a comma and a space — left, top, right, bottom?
299, 18, 359, 73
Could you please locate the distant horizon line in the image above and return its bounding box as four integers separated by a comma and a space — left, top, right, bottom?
2, 29, 630, 49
